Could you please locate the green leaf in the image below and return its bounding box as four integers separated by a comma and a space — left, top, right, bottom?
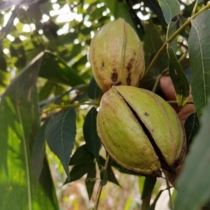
141, 177, 157, 199
188, 10, 210, 116
174, 98, 210, 210
69, 144, 94, 165
149, 189, 165, 210
39, 81, 55, 101
124, 198, 136, 210
99, 156, 120, 186
141, 177, 157, 210
157, 0, 180, 24
168, 47, 190, 107
104, 165, 120, 187
104, 0, 136, 31
141, 22, 168, 90
10, 37, 27, 69
39, 95, 62, 111
146, 0, 166, 24
144, 22, 168, 72
0, 52, 7, 71
184, 113, 200, 150
46, 108, 77, 179
32, 120, 48, 184
203, 197, 210, 209
39, 51, 85, 86
88, 77, 102, 99
100, 167, 108, 186
88, 5, 106, 22
39, 157, 59, 210
85, 162, 97, 199
68, 160, 94, 183
69, 44, 83, 58
167, 21, 177, 50
71, 55, 88, 72
0, 70, 8, 90
83, 107, 101, 162
50, 33, 78, 46
183, 2, 197, 18
0, 52, 58, 210
0, 7, 18, 43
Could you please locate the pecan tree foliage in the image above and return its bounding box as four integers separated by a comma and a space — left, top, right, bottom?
0, 0, 210, 210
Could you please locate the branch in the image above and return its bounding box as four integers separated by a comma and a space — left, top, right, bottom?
145, 3, 210, 76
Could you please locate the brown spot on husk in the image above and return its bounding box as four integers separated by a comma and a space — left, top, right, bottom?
101, 62, 105, 70
144, 112, 149, 116
116, 82, 122, 86
126, 73, 131, 85
111, 72, 118, 82
126, 58, 134, 72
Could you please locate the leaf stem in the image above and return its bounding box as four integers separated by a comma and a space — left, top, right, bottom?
152, 74, 162, 93
145, 3, 210, 76
167, 100, 193, 105
41, 101, 99, 121
166, 176, 173, 209
192, 0, 199, 16
94, 155, 110, 210
141, 196, 151, 210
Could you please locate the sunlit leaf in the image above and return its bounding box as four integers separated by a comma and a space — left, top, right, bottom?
39, 81, 55, 101
188, 11, 210, 116
39, 51, 85, 86
39, 157, 59, 210
0, 52, 58, 209
0, 52, 7, 71
32, 120, 48, 184
0, 7, 19, 43
0, 71, 8, 90
10, 37, 27, 69
104, 0, 138, 32
46, 108, 77, 179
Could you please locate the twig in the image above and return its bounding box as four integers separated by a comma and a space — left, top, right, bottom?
192, 0, 199, 16
152, 74, 162, 93
145, 3, 210, 76
40, 101, 99, 121
167, 100, 194, 105
94, 155, 110, 210
165, 176, 173, 209
178, 52, 187, 63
